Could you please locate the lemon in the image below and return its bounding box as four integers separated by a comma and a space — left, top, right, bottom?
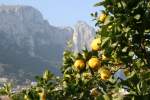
74, 59, 85, 70
91, 38, 101, 51
99, 13, 107, 22
88, 57, 100, 70
99, 68, 111, 80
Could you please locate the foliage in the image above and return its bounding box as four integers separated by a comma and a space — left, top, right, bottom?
91, 0, 150, 98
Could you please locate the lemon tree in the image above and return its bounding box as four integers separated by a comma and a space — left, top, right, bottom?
61, 0, 150, 99
91, 0, 150, 99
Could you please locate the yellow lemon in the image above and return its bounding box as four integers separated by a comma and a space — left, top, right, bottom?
88, 57, 100, 70
99, 13, 107, 22
91, 38, 101, 51
74, 59, 85, 70
99, 68, 111, 80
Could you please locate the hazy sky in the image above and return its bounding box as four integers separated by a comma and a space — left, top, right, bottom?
0, 0, 100, 27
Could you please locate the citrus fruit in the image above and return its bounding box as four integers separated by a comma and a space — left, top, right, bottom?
91, 38, 101, 51
99, 68, 111, 80
74, 59, 85, 70
88, 57, 100, 70
99, 13, 107, 22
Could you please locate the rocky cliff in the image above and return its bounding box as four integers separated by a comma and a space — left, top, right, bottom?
0, 5, 73, 83
0, 5, 95, 84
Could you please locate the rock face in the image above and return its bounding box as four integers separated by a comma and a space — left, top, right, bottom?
72, 21, 95, 52
0, 5, 95, 84
0, 5, 73, 83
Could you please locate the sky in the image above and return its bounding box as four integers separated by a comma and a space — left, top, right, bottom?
0, 0, 100, 27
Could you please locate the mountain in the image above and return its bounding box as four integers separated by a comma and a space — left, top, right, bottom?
0, 5, 95, 84
72, 21, 95, 52
0, 5, 73, 84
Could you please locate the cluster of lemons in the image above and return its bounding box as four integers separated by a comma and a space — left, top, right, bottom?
73, 13, 111, 97
74, 36, 111, 81
98, 12, 130, 77
22, 10, 138, 100
24, 13, 111, 100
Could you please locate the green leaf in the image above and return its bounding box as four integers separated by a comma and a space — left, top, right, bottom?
134, 14, 141, 20
122, 47, 128, 52
104, 15, 111, 25
101, 37, 110, 48
128, 51, 134, 57
103, 94, 111, 100
121, 1, 127, 8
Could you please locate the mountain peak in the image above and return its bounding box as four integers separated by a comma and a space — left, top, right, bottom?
76, 20, 88, 25
0, 5, 73, 83
0, 4, 43, 22
0, 5, 95, 84
0, 5, 40, 15
0, 5, 36, 10
72, 20, 95, 52
75, 21, 94, 31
